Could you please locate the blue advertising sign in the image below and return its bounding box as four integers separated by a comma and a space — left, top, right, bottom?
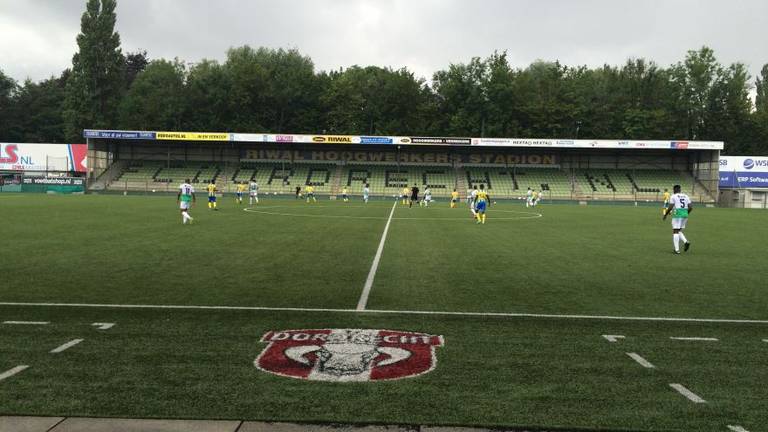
83, 130, 156, 140
360, 136, 394, 144
719, 156, 768, 188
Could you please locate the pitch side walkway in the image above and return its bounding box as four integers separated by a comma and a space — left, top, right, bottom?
0, 416, 558, 432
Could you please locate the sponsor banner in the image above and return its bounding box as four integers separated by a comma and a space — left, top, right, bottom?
1, 143, 88, 172
311, 135, 355, 144
83, 129, 156, 140
719, 172, 768, 188
22, 177, 85, 186
720, 156, 768, 173
156, 131, 230, 141
471, 138, 723, 150
719, 156, 768, 188
411, 137, 472, 145
255, 329, 444, 382
243, 149, 556, 165
360, 136, 394, 144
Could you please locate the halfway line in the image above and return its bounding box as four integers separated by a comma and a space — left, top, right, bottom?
356, 201, 397, 311
2, 302, 768, 324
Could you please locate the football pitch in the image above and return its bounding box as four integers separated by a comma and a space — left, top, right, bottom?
1, 193, 767, 431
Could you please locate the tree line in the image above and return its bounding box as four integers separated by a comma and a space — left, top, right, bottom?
0, 0, 766, 155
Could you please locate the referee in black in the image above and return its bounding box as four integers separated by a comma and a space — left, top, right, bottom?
409, 184, 419, 208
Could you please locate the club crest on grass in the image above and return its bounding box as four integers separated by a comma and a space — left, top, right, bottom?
255, 329, 444, 382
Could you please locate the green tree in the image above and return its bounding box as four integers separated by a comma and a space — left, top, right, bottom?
63, 0, 125, 140
182, 59, 232, 131
118, 60, 186, 130
8, 73, 68, 143
321, 66, 434, 135
125, 50, 149, 88
432, 57, 488, 136
0, 69, 17, 141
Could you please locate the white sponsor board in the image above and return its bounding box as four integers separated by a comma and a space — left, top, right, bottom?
470, 138, 723, 150
230, 134, 410, 145
0, 143, 87, 172
720, 156, 768, 173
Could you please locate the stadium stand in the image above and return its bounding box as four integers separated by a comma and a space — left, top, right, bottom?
107, 161, 714, 202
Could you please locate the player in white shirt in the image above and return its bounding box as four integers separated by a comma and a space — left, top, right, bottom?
421, 187, 432, 207
249, 181, 259, 205
469, 186, 479, 217
525, 187, 534, 207
363, 184, 370, 203
662, 184, 692, 254
177, 179, 196, 225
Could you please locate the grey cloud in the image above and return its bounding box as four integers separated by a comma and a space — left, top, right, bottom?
0, 0, 766, 85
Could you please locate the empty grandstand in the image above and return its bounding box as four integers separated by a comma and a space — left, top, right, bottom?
85, 131, 721, 203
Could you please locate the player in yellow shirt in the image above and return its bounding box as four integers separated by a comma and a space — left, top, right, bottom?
305, 185, 317, 203
341, 186, 349, 202
450, 189, 459, 208
662, 188, 671, 215
235, 182, 246, 204
474, 184, 490, 224
401, 187, 409, 205
206, 181, 218, 210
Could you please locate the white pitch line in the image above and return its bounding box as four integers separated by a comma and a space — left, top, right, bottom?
1, 302, 768, 324
669, 383, 707, 403
50, 338, 84, 354
356, 201, 397, 311
626, 352, 655, 369
0, 365, 29, 382
762, 339, 767, 343
670, 337, 719, 341
602, 335, 625, 343
727, 426, 750, 432
2, 320, 49, 325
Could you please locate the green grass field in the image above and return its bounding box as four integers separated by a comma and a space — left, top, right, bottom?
1, 193, 767, 431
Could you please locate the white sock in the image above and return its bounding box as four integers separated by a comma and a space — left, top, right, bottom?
679, 232, 688, 244
249, 198, 253, 205
673, 233, 680, 252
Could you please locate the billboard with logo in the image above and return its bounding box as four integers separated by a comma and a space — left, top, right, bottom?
0, 143, 88, 173
719, 156, 768, 188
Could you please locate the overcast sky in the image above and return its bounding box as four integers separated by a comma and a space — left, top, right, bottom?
1, 0, 767, 88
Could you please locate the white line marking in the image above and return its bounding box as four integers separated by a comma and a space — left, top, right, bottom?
1, 302, 768, 324
762, 339, 767, 343
669, 383, 706, 403
50, 338, 84, 353
626, 352, 655, 368
0, 365, 29, 382
602, 335, 625, 343
728, 426, 750, 432
92, 322, 115, 330
2, 320, 49, 325
670, 337, 719, 341
356, 201, 397, 311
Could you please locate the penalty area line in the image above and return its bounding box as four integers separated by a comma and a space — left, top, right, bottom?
2, 302, 768, 324
356, 200, 397, 311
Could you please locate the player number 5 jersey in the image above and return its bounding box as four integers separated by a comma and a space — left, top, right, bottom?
670, 193, 691, 218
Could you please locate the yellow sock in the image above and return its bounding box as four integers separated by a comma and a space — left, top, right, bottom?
213, 202, 217, 208
208, 202, 212, 209
482, 214, 486, 224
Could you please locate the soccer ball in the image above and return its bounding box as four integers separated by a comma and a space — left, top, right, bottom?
152, 189, 156, 193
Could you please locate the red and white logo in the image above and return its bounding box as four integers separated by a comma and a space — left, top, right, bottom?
255, 329, 444, 382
